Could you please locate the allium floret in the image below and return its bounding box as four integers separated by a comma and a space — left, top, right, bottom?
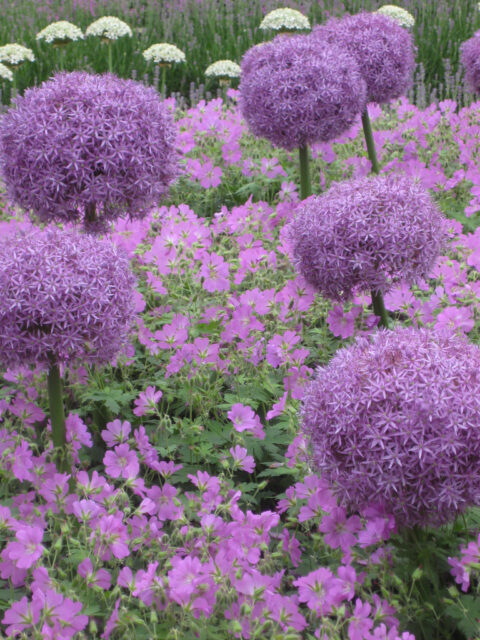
313, 12, 414, 104
0, 43, 35, 67
289, 174, 447, 301
205, 60, 241, 79
0, 227, 136, 368
143, 43, 186, 64
0, 63, 13, 81
0, 72, 178, 230
36, 21, 84, 44
376, 5, 415, 28
85, 16, 132, 40
300, 327, 480, 527
239, 35, 366, 150
460, 31, 480, 94
259, 8, 310, 32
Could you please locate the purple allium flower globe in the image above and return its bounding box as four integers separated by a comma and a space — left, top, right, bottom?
0, 72, 178, 231
300, 327, 480, 528
460, 31, 480, 94
289, 174, 447, 302
239, 34, 366, 150
313, 12, 415, 104
0, 227, 136, 368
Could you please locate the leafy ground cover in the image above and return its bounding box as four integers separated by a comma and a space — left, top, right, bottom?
2, 91, 480, 638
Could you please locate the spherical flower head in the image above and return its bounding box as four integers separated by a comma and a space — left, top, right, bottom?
143, 43, 186, 64
239, 34, 366, 151
376, 5, 415, 28
289, 174, 447, 302
0, 227, 136, 368
259, 8, 310, 32
0, 43, 35, 68
205, 59, 241, 79
0, 63, 13, 81
313, 12, 414, 104
461, 31, 480, 94
0, 72, 179, 231
36, 21, 84, 45
300, 327, 480, 528
85, 16, 132, 41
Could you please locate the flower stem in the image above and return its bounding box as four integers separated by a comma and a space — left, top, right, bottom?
11, 74, 17, 102
85, 202, 96, 226
298, 144, 312, 200
108, 42, 113, 73
371, 289, 389, 329
161, 65, 166, 98
47, 362, 69, 472
361, 108, 380, 174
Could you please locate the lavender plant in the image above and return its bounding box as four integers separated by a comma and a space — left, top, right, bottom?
0, 72, 178, 232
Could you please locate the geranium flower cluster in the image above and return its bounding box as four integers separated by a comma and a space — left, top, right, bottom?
301, 327, 480, 527
288, 174, 447, 302
0, 72, 178, 230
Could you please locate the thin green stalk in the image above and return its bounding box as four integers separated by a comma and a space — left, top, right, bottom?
161, 65, 167, 97
47, 362, 68, 472
371, 290, 389, 329
298, 144, 312, 200
361, 108, 380, 175
11, 74, 17, 103
108, 41, 113, 73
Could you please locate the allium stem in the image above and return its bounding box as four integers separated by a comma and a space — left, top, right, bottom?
161, 65, 166, 98
11, 74, 17, 102
361, 109, 380, 175
85, 202, 96, 225
298, 144, 312, 200
108, 42, 113, 73
47, 362, 68, 471
371, 289, 389, 329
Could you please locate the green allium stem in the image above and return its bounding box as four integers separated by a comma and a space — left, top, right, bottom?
371, 289, 389, 329
58, 48, 64, 72
161, 65, 167, 97
11, 74, 17, 103
108, 42, 113, 73
47, 362, 69, 472
361, 108, 380, 175
298, 144, 312, 200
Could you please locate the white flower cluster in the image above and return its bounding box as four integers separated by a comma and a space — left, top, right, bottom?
36, 21, 84, 44
0, 43, 35, 66
205, 59, 241, 78
0, 62, 13, 81
376, 5, 415, 28
86, 16, 132, 41
143, 43, 186, 64
259, 8, 310, 32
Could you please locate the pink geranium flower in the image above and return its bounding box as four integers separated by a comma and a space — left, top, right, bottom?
103, 444, 139, 480
2, 596, 41, 637
101, 419, 131, 448
4, 525, 44, 569
133, 386, 163, 416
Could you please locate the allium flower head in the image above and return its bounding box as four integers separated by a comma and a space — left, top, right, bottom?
0, 227, 136, 368
0, 43, 35, 68
0, 63, 13, 81
260, 8, 310, 32
143, 43, 186, 64
461, 31, 480, 94
239, 35, 366, 150
85, 16, 132, 40
36, 21, 84, 44
205, 60, 241, 79
300, 327, 480, 527
0, 72, 178, 231
289, 174, 447, 302
376, 5, 415, 28
313, 12, 414, 103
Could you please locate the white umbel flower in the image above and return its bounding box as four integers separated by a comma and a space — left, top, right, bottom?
205, 60, 241, 79
36, 21, 84, 44
143, 43, 186, 64
0, 44, 35, 67
259, 8, 310, 32
86, 16, 132, 41
376, 5, 415, 28
0, 62, 13, 81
